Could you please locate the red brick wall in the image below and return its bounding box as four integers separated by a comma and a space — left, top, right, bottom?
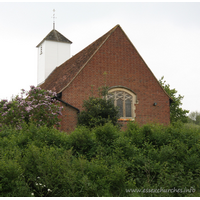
59, 26, 170, 131
58, 102, 78, 133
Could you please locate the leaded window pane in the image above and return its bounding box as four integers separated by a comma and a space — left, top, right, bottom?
125, 99, 132, 117
107, 93, 114, 105
107, 93, 114, 100
116, 91, 124, 100
117, 98, 123, 117
125, 93, 132, 101
107, 89, 135, 118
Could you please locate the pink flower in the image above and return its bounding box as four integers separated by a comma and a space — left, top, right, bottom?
57, 111, 62, 115
2, 112, 6, 116
25, 106, 33, 112
30, 85, 35, 89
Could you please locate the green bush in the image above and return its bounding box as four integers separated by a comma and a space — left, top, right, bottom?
78, 86, 119, 129
67, 126, 96, 160
94, 122, 119, 146
0, 122, 200, 196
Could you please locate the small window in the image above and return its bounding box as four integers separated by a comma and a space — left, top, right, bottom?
107, 88, 137, 119
40, 46, 43, 55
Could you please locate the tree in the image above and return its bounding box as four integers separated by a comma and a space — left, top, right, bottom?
188, 111, 200, 125
196, 115, 200, 125
0, 86, 63, 129
78, 86, 119, 129
159, 76, 189, 123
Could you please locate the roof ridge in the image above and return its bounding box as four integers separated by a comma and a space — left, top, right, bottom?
57, 25, 119, 93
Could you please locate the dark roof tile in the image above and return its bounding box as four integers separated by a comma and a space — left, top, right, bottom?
40, 25, 118, 92
36, 29, 72, 47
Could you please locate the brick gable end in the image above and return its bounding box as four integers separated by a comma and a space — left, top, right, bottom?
60, 26, 170, 130
41, 25, 170, 132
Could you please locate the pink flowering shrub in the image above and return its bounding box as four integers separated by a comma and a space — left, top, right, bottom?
0, 86, 63, 129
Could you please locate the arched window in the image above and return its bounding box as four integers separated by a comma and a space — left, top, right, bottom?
107, 88, 137, 120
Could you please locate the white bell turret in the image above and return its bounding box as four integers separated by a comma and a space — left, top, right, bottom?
36, 10, 72, 86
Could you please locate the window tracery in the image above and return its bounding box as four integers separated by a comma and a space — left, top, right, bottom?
107, 88, 137, 120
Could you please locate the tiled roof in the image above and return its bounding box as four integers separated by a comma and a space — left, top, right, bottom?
36, 29, 72, 47
39, 24, 173, 102
40, 25, 119, 93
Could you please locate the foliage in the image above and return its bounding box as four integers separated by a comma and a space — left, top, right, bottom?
188, 111, 200, 126
78, 86, 119, 128
159, 76, 189, 124
1, 122, 200, 197
0, 86, 63, 129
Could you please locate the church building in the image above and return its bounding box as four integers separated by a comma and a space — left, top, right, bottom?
37, 24, 172, 132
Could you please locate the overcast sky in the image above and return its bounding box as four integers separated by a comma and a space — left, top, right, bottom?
0, 2, 200, 113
